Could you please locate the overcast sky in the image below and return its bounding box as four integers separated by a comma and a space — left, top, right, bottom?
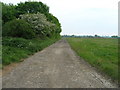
2, 0, 119, 36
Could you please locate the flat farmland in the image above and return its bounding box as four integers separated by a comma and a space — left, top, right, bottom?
67, 37, 118, 81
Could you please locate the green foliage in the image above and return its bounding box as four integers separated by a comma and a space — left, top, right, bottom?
3, 19, 35, 39
20, 13, 61, 38
67, 38, 118, 81
2, 37, 60, 66
45, 13, 61, 34
2, 2, 16, 24
1, 1, 61, 38
94, 34, 100, 37
111, 35, 118, 38
2, 46, 29, 65
2, 1, 62, 67
1, 1, 50, 24
45, 13, 61, 26
15, 1, 49, 18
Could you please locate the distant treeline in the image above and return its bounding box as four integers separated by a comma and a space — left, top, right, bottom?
1, 1, 61, 39
62, 35, 119, 38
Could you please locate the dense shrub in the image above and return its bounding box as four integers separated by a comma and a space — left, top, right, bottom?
3, 19, 35, 39
45, 13, 61, 27
2, 37, 29, 48
20, 13, 60, 38
1, 2, 16, 24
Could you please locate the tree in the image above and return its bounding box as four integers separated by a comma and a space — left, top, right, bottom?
20, 13, 61, 38
1, 1, 62, 39
45, 13, 61, 26
94, 34, 100, 37
2, 2, 16, 24
15, 1, 49, 18
111, 35, 118, 38
15, 1, 61, 32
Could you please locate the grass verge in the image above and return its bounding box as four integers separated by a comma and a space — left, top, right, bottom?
2, 37, 60, 67
67, 37, 118, 81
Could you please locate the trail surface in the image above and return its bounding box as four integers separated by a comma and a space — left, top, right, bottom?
3, 39, 117, 88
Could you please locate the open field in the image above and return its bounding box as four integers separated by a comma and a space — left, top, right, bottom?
67, 37, 118, 81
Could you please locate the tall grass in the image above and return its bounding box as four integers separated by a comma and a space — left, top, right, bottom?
67, 37, 118, 81
2, 37, 60, 66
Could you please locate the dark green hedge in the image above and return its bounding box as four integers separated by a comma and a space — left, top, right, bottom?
3, 19, 35, 39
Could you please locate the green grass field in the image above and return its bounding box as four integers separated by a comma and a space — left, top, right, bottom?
67, 37, 118, 81
2, 37, 60, 67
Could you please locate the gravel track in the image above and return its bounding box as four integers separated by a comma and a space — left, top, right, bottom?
2, 39, 117, 88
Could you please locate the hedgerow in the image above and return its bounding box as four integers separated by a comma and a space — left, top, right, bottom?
3, 19, 35, 39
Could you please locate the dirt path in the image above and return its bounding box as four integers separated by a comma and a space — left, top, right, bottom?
2, 39, 117, 88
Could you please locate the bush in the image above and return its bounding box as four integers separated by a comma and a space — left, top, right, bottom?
20, 13, 61, 38
2, 37, 29, 48
3, 19, 35, 39
2, 2, 16, 24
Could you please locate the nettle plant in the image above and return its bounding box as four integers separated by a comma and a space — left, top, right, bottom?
20, 13, 57, 38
